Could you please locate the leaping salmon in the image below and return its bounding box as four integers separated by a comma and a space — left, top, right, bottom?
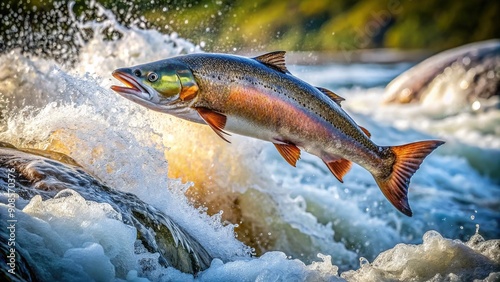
111, 51, 444, 216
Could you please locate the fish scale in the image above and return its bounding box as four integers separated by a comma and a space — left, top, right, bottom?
188, 55, 367, 145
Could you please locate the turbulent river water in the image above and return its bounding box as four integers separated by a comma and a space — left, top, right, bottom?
0, 3, 499, 282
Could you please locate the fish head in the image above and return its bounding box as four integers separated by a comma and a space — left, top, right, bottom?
111, 60, 199, 113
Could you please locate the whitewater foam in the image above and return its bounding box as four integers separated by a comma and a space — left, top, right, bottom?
342, 230, 500, 282
1, 190, 136, 281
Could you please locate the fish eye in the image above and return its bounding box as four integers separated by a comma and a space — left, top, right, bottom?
133, 69, 142, 77
148, 72, 159, 82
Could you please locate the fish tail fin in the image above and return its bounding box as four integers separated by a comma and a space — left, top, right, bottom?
374, 140, 444, 217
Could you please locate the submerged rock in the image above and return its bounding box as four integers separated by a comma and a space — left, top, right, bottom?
0, 144, 212, 278
384, 40, 500, 107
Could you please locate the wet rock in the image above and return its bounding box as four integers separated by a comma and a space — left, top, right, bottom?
0, 145, 212, 277
384, 40, 500, 106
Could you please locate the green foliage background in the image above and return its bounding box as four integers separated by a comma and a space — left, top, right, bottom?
1, 0, 499, 54
132, 0, 500, 52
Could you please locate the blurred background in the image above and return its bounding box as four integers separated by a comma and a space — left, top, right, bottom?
1, 0, 499, 63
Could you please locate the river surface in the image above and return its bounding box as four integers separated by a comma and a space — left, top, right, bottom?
0, 3, 499, 282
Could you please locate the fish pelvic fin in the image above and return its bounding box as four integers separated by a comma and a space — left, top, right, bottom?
274, 143, 301, 167
324, 158, 352, 183
196, 107, 231, 143
374, 140, 445, 217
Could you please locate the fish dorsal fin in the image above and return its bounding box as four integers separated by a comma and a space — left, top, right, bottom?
359, 125, 371, 138
274, 143, 301, 167
196, 107, 231, 143
316, 87, 345, 106
253, 51, 290, 74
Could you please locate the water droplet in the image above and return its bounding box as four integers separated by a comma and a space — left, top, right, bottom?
401, 87, 412, 98
471, 101, 481, 111
459, 79, 469, 89
462, 56, 471, 66
470, 215, 475, 220
487, 70, 495, 79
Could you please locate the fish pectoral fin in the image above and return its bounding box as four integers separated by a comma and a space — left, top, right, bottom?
358, 125, 371, 138
274, 143, 301, 167
196, 107, 231, 143
323, 158, 352, 183
253, 51, 290, 74
316, 87, 345, 106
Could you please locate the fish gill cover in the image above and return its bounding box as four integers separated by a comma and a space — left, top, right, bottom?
0, 1, 499, 281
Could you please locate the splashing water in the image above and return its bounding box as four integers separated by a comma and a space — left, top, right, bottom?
0, 2, 499, 281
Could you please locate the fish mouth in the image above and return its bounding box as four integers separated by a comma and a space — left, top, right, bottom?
111, 70, 151, 100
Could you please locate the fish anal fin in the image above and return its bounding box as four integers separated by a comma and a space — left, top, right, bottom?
323, 158, 352, 183
274, 143, 301, 167
374, 140, 445, 217
196, 107, 231, 143
254, 51, 290, 74
359, 126, 371, 138
316, 87, 345, 106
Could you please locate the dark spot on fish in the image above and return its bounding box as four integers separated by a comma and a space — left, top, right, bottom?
134, 69, 142, 77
